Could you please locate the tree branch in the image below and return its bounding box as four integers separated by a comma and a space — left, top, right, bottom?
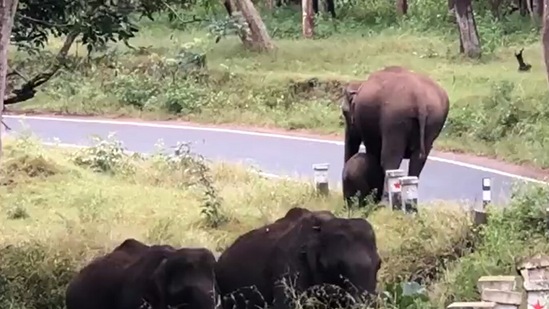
3, 30, 79, 107
16, 13, 71, 28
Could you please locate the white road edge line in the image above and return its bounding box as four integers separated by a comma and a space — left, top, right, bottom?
39, 141, 294, 182
5, 114, 548, 185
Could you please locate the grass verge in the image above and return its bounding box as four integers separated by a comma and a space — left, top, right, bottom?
1, 130, 549, 308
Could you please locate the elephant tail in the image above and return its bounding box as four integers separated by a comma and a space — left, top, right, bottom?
418, 110, 427, 160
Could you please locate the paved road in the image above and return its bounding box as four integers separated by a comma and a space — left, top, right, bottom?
3, 115, 544, 204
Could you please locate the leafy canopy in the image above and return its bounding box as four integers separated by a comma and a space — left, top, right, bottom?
12, 0, 216, 54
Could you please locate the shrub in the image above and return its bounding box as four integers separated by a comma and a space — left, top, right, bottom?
429, 183, 549, 307
72, 132, 136, 175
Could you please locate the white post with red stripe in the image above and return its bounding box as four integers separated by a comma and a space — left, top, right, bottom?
385, 169, 406, 210
399, 176, 419, 213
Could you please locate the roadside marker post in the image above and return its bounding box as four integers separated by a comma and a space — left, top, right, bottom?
482, 177, 491, 209
313, 163, 330, 196
399, 176, 419, 214
386, 169, 406, 210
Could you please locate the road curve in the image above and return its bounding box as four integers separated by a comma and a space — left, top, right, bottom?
2, 114, 544, 204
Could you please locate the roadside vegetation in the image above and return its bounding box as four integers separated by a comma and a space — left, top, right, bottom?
4, 1, 549, 170
0, 133, 548, 308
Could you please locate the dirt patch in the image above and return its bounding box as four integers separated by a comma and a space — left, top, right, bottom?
5, 110, 549, 182
0, 153, 61, 186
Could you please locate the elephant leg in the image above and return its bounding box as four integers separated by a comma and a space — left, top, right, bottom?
372, 174, 385, 204
344, 126, 361, 163
379, 133, 406, 194
408, 144, 432, 178
342, 183, 352, 207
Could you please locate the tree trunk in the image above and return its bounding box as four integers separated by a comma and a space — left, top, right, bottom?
234, 0, 275, 51
536, 0, 544, 17
396, 0, 408, 15
302, 0, 314, 38
454, 0, 482, 59
542, 0, 549, 86
0, 0, 18, 157
524, 0, 534, 21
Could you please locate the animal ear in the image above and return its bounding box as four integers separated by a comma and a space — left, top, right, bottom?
341, 87, 357, 113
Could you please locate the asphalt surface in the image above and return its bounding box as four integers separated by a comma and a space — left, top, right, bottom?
3, 115, 542, 205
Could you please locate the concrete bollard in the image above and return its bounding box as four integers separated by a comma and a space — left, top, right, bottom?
482, 177, 492, 208
477, 276, 521, 309
447, 302, 496, 309
385, 169, 406, 210
312, 163, 329, 196
399, 176, 419, 214
477, 276, 518, 293
517, 254, 549, 309
447, 276, 521, 309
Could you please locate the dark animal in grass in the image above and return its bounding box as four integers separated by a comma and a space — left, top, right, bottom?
215, 207, 381, 309
65, 238, 218, 309
515, 48, 532, 72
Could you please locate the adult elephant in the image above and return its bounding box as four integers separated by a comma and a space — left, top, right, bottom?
65, 238, 218, 309
341, 66, 450, 181
215, 207, 381, 309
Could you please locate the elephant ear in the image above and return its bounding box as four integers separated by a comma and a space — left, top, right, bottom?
341, 86, 359, 127
341, 87, 357, 114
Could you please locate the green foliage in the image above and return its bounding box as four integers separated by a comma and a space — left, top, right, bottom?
169, 142, 229, 228
13, 0, 208, 54
0, 243, 79, 309
95, 41, 212, 114
72, 132, 136, 174
380, 281, 433, 309
429, 183, 549, 307
443, 79, 549, 166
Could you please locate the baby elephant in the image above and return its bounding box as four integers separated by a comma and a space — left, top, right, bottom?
342, 152, 385, 207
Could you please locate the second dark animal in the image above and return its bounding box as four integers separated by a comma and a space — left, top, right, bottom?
65, 238, 218, 309
342, 152, 385, 207
215, 207, 381, 309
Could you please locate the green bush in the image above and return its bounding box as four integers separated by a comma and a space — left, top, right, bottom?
429, 183, 549, 307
